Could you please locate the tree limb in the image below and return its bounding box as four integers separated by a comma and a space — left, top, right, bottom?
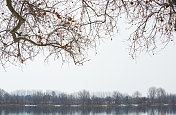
6, 0, 25, 42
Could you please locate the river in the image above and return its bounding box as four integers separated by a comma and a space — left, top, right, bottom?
0, 106, 176, 115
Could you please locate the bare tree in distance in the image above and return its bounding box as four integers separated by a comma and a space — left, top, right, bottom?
0, 0, 176, 68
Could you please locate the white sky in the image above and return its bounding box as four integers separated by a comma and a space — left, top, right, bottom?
0, 19, 176, 97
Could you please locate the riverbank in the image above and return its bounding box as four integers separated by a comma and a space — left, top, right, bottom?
0, 104, 176, 107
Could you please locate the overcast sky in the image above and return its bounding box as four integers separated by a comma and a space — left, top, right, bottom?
0, 19, 176, 97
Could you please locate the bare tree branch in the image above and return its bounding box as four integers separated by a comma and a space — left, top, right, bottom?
0, 0, 176, 68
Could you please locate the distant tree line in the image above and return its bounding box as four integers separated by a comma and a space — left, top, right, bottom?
0, 87, 176, 106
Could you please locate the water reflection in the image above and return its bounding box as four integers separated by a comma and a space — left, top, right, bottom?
0, 106, 176, 115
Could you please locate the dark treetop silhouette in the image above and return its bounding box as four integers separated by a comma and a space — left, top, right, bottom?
0, 87, 176, 105
0, 0, 176, 68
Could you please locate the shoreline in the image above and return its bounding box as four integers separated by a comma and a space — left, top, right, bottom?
0, 104, 176, 107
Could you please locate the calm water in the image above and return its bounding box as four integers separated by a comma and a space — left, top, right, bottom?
1, 106, 176, 115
